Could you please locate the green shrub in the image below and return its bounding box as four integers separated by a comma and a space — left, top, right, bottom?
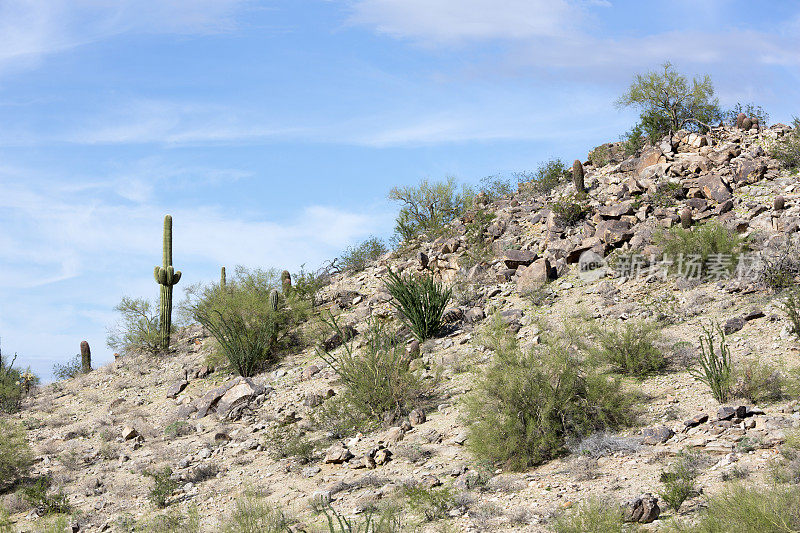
388, 177, 471, 243
781, 288, 800, 341
164, 421, 195, 438
106, 296, 161, 356
770, 117, 800, 170
221, 493, 292, 533
465, 317, 637, 470
595, 320, 667, 376
263, 425, 316, 464
139, 507, 201, 533
770, 430, 800, 484
0, 350, 38, 414
52, 354, 84, 381
290, 264, 329, 307
309, 395, 370, 439
144, 467, 178, 508
549, 192, 589, 226
317, 501, 405, 533
550, 498, 626, 533
385, 269, 452, 341
733, 359, 790, 404
654, 221, 746, 279
676, 484, 800, 532
477, 175, 513, 203
518, 158, 571, 195
0, 509, 11, 533
401, 485, 457, 522
690, 323, 733, 403
659, 451, 703, 512
588, 145, 611, 167
459, 207, 496, 269
186, 267, 308, 377
319, 316, 431, 421
650, 182, 683, 208
0, 420, 33, 491
340, 237, 387, 273
21, 477, 71, 516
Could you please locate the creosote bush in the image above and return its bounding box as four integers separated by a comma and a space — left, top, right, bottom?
20, 476, 71, 516
659, 451, 702, 512
549, 192, 589, 226
655, 221, 746, 279
184, 267, 309, 377
144, 467, 178, 509
106, 296, 161, 357
339, 236, 387, 273
388, 177, 472, 243
550, 498, 625, 533
52, 354, 84, 381
1, 350, 38, 414
221, 492, 293, 533
594, 319, 667, 376
319, 315, 431, 421
385, 269, 452, 342
465, 316, 637, 471
0, 420, 33, 491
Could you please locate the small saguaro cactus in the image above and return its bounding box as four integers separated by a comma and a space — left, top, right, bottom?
572, 159, 586, 194
80, 340, 91, 373
220, 266, 226, 288
154, 215, 182, 351
735, 112, 746, 129
742, 117, 753, 131
681, 208, 693, 229
269, 289, 280, 312
775, 196, 785, 211
281, 270, 292, 293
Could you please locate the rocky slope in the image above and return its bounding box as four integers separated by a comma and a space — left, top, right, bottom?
4, 122, 800, 532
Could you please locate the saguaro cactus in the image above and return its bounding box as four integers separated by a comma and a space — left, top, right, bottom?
269, 289, 280, 312
154, 215, 182, 351
680, 208, 693, 229
572, 159, 586, 194
281, 270, 292, 294
80, 340, 91, 373
220, 266, 226, 288
775, 196, 785, 211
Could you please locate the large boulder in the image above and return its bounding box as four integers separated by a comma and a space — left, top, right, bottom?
502, 249, 538, 269
515, 258, 556, 290
623, 493, 660, 523
697, 174, 732, 203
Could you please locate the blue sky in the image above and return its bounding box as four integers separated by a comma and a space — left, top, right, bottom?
1, 0, 798, 380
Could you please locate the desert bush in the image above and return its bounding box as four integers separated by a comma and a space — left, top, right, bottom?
385, 269, 452, 341
0, 509, 11, 533
52, 354, 84, 381
650, 181, 684, 208
549, 192, 589, 226
465, 317, 637, 470
21, 477, 71, 516
732, 359, 790, 404
459, 207, 496, 269
770, 117, 800, 170
690, 323, 733, 403
659, 451, 703, 512
310, 395, 370, 439
263, 425, 316, 464
724, 103, 769, 128
186, 267, 308, 377
388, 177, 472, 242
319, 316, 431, 421
675, 484, 800, 532
781, 287, 800, 341
595, 319, 667, 376
770, 431, 800, 485
654, 221, 746, 280
290, 264, 330, 307
568, 431, 640, 459
106, 296, 161, 356
588, 145, 611, 167
518, 158, 571, 195
402, 484, 457, 522
135, 507, 201, 533
340, 237, 387, 273
0, 420, 33, 491
164, 421, 195, 438
221, 493, 292, 533
550, 498, 626, 533
144, 467, 178, 508
0, 350, 37, 413
476, 175, 513, 203
316, 501, 405, 533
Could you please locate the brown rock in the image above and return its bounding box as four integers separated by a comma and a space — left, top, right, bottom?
502, 249, 538, 269
697, 174, 732, 203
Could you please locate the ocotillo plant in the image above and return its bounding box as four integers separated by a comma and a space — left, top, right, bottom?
572, 159, 585, 194
153, 215, 182, 351
220, 266, 226, 288
80, 341, 91, 373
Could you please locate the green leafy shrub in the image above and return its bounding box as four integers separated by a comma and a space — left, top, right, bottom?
650, 181, 683, 208
465, 317, 637, 470
385, 269, 452, 341
264, 425, 316, 464
550, 498, 626, 533
770, 117, 800, 170
732, 359, 790, 404
770, 430, 800, 484
388, 177, 471, 243
654, 221, 746, 279
676, 484, 800, 532
139, 507, 201, 533
549, 192, 589, 226
144, 467, 178, 508
595, 320, 667, 376
690, 323, 733, 403
0, 420, 33, 491
319, 316, 431, 421
588, 145, 611, 167
21, 477, 71, 516
340, 237, 387, 273
310, 395, 370, 439
317, 501, 405, 533
0, 509, 11, 533
164, 421, 195, 438
402, 484, 457, 522
476, 175, 513, 203
106, 296, 161, 356
781, 288, 800, 341
186, 267, 308, 377
290, 264, 329, 307
659, 451, 703, 512
518, 158, 571, 195
52, 354, 84, 381
221, 493, 293, 533
459, 207, 496, 269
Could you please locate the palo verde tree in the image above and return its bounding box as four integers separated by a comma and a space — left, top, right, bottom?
616, 61, 722, 142
388, 177, 472, 243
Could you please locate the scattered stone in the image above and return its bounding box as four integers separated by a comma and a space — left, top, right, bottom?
641, 426, 674, 445
409, 409, 426, 426
121, 427, 139, 441
684, 413, 709, 429
324, 445, 354, 464
622, 493, 660, 524
723, 317, 745, 334
166, 380, 188, 399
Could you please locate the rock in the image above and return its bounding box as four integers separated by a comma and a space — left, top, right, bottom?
595, 219, 633, 245
121, 427, 139, 441
442, 308, 464, 323
166, 380, 188, 399
324, 445, 354, 464
323, 324, 358, 351
515, 258, 555, 289
373, 448, 392, 465
464, 306, 485, 324
697, 174, 732, 203
409, 409, 426, 426
385, 427, 405, 443
502, 249, 538, 269
622, 493, 660, 523
302, 365, 321, 380
407, 340, 421, 358
598, 202, 635, 219
718, 406, 737, 420
723, 317, 745, 334
684, 413, 709, 429
641, 426, 674, 445
216, 378, 264, 418
775, 196, 786, 211
735, 159, 766, 184
636, 147, 663, 174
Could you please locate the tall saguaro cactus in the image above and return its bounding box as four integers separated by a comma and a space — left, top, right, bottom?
154, 215, 182, 351
80, 340, 91, 373
220, 266, 226, 288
